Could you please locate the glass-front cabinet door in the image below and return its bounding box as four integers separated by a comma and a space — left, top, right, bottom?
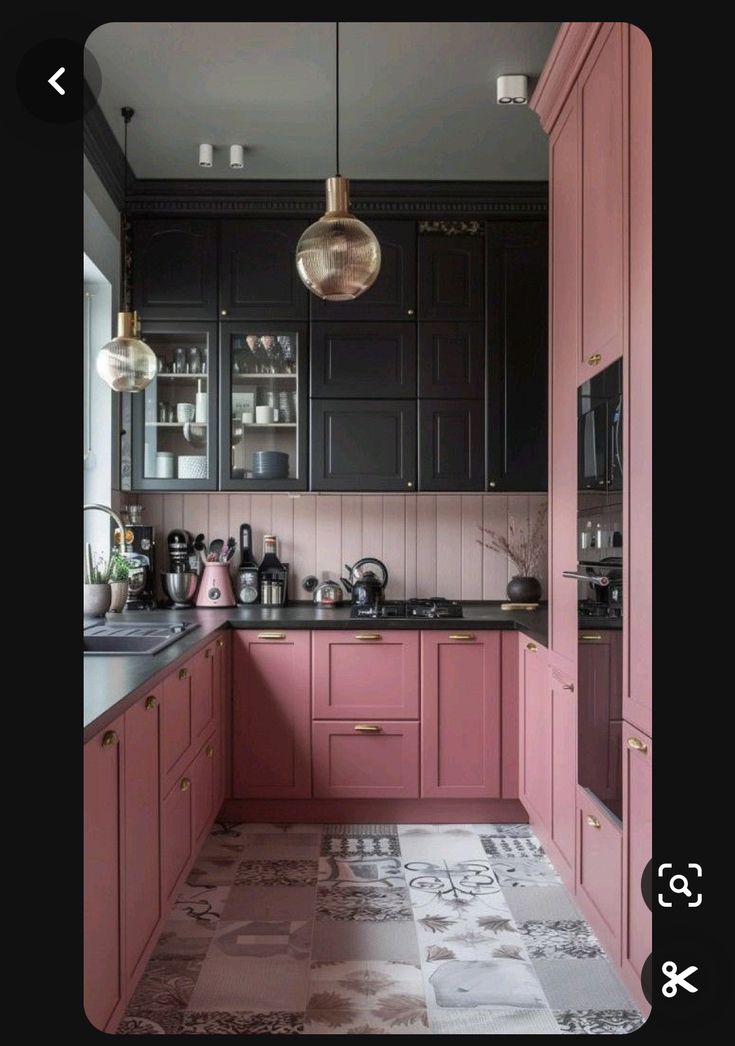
219, 322, 307, 490
132, 322, 218, 489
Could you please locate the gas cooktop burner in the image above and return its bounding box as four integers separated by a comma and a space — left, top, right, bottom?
350, 598, 463, 619
579, 601, 622, 618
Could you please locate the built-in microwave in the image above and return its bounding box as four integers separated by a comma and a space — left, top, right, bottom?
578, 358, 623, 493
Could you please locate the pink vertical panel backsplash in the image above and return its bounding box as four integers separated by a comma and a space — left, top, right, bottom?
138, 493, 548, 601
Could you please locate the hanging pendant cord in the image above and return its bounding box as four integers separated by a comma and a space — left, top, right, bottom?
121, 107, 134, 312
335, 21, 340, 176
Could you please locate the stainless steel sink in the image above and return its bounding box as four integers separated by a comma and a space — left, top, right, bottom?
83, 621, 200, 655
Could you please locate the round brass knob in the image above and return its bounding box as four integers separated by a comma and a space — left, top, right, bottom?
178, 668, 189, 680
180, 777, 191, 792
488, 481, 496, 488
526, 642, 537, 652
217, 638, 225, 648
587, 353, 602, 366
145, 695, 158, 710
407, 308, 415, 316
627, 736, 648, 753
221, 309, 228, 316
407, 481, 413, 488
586, 814, 601, 829
206, 745, 214, 758
101, 730, 119, 747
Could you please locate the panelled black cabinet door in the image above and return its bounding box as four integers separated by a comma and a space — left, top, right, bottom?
311, 322, 416, 398
418, 400, 484, 491
486, 222, 548, 491
310, 221, 416, 321
418, 234, 483, 321
133, 220, 218, 320
311, 399, 416, 491
220, 219, 308, 320
418, 322, 484, 398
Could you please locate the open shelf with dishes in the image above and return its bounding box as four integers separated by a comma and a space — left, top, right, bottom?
220, 323, 308, 490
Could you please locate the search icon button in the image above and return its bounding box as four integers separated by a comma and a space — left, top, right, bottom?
669, 875, 692, 898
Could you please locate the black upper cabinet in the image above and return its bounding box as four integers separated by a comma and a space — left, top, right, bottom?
219, 219, 308, 320
311, 400, 416, 491
310, 221, 416, 321
419, 400, 484, 492
486, 222, 548, 492
311, 323, 416, 399
418, 234, 483, 321
418, 322, 484, 398
133, 220, 218, 320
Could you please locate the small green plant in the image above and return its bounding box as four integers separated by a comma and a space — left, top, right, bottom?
109, 551, 130, 583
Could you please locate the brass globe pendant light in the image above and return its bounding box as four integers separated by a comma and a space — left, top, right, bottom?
296, 23, 381, 300
96, 107, 157, 392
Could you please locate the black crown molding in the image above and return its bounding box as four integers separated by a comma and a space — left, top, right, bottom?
126, 178, 547, 219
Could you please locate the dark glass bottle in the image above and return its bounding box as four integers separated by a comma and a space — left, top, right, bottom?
236, 523, 260, 604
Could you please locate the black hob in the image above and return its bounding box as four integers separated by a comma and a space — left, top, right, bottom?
350, 598, 463, 619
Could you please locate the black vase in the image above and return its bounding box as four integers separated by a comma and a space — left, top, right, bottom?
507, 576, 542, 603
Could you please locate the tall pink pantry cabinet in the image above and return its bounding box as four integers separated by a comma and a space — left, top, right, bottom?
530, 21, 652, 1014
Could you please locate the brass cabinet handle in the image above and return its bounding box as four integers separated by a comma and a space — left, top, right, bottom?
145, 695, 158, 710
180, 777, 191, 792
587, 353, 602, 366
586, 814, 601, 829
101, 730, 119, 747
221, 309, 228, 316
449, 633, 475, 641
407, 308, 415, 316
258, 632, 286, 640
579, 634, 603, 641
178, 667, 189, 680
562, 683, 575, 691
627, 736, 648, 753
354, 724, 382, 732
217, 638, 225, 648
354, 633, 382, 641
526, 642, 537, 652
205, 744, 214, 758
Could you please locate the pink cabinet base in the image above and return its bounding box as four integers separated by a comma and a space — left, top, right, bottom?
575, 788, 622, 964
313, 721, 419, 799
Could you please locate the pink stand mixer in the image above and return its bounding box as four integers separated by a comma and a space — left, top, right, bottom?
195, 562, 236, 607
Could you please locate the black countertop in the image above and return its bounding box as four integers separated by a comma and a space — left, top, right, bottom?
84, 601, 549, 740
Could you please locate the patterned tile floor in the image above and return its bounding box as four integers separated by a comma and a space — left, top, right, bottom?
118, 823, 642, 1035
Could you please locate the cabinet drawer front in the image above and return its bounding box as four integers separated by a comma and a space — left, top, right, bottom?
161, 775, 193, 904
191, 734, 217, 847
312, 631, 420, 719
578, 798, 622, 949
161, 665, 192, 788
421, 631, 501, 798
190, 645, 216, 743
311, 399, 417, 492
311, 323, 416, 398
313, 721, 419, 798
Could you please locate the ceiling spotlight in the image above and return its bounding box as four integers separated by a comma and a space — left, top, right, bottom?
230, 144, 245, 169
198, 143, 214, 167
496, 75, 528, 105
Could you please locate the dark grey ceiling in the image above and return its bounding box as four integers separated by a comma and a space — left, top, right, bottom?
87, 21, 559, 181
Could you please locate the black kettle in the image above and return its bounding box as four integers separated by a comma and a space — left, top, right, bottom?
341, 557, 389, 608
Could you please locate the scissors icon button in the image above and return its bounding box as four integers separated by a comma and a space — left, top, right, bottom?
662, 961, 699, 997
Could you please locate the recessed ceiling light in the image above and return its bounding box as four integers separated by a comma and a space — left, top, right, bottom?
198, 143, 213, 167
230, 144, 245, 169
496, 75, 528, 105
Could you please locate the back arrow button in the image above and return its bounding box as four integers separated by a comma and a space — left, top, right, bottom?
48, 67, 65, 96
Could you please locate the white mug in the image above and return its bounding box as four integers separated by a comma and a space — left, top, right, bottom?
255, 405, 274, 424
242, 411, 254, 425
176, 402, 196, 423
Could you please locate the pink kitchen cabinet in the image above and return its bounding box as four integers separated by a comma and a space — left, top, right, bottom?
578, 630, 622, 816
84, 716, 124, 1032
123, 690, 161, 987
312, 630, 420, 720
161, 771, 193, 906
576, 791, 622, 963
161, 663, 192, 791
548, 88, 581, 671
579, 22, 627, 380
519, 639, 552, 834
549, 664, 577, 887
191, 734, 217, 847
190, 643, 215, 746
623, 24, 652, 737
232, 630, 312, 798
622, 724, 652, 1014
421, 631, 501, 798
313, 720, 419, 798
213, 634, 230, 806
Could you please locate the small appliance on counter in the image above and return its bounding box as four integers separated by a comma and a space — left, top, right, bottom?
167, 528, 193, 572
113, 521, 157, 610
350, 597, 463, 620
236, 523, 260, 605
161, 571, 199, 608
302, 575, 345, 606
341, 558, 389, 609
196, 562, 236, 607
258, 534, 289, 606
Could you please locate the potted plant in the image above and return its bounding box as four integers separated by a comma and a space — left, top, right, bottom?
479, 503, 547, 604
108, 551, 130, 613
84, 544, 112, 617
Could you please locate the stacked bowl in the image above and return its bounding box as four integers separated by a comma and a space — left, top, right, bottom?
253, 450, 289, 480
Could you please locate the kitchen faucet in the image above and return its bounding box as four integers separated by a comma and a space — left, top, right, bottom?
83, 503, 128, 555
